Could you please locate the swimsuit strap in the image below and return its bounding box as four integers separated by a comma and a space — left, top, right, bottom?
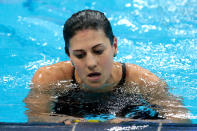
117, 63, 126, 86
71, 63, 126, 86
72, 67, 77, 84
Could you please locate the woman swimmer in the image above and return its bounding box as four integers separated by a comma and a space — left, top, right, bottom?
24, 9, 190, 124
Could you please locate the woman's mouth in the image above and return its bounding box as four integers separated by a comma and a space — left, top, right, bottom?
87, 72, 101, 82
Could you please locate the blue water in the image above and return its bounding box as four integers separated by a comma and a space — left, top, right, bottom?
0, 0, 196, 123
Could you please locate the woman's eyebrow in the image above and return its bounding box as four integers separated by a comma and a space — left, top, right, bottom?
72, 49, 85, 53
72, 43, 104, 52
92, 43, 104, 49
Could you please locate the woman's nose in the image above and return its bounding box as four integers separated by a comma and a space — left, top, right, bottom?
86, 53, 97, 70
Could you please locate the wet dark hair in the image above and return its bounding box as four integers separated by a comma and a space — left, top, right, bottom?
63, 9, 114, 55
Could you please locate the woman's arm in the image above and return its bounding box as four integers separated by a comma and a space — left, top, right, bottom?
24, 61, 76, 123
125, 63, 191, 123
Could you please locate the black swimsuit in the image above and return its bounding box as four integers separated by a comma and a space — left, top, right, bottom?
54, 63, 160, 119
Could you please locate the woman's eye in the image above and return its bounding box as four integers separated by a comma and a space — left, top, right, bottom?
94, 50, 103, 55
76, 54, 85, 59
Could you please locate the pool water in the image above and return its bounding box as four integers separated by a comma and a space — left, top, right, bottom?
0, 0, 196, 123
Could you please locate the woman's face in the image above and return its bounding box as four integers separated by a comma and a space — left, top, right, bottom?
69, 29, 117, 88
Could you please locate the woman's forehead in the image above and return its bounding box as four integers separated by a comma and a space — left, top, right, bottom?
69, 29, 110, 49
73, 29, 105, 39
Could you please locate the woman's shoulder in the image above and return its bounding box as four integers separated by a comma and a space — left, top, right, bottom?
125, 63, 160, 86
32, 61, 74, 86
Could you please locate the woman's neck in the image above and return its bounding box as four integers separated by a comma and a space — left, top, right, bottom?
74, 62, 122, 92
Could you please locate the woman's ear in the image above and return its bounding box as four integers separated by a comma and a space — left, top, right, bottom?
113, 37, 118, 57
